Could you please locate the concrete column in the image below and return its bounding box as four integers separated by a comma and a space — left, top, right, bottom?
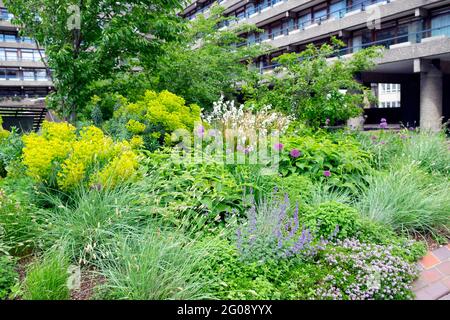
420, 65, 443, 131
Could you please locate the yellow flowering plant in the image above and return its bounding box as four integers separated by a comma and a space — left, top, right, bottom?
105, 90, 202, 151
22, 121, 140, 191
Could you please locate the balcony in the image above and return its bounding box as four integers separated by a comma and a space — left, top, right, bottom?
259, 23, 450, 73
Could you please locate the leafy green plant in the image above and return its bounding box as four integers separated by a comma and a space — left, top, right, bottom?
244, 39, 381, 127
0, 127, 24, 178
302, 201, 362, 240
96, 229, 212, 300
143, 150, 251, 230
22, 250, 70, 300
0, 241, 18, 300
279, 132, 372, 192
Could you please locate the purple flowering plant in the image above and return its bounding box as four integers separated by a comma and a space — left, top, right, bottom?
236, 193, 337, 263
315, 239, 419, 300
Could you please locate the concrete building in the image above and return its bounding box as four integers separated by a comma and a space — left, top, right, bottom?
0, 0, 52, 108
182, 0, 450, 130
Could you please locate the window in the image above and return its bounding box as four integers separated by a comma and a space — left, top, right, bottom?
298, 13, 311, 29
374, 83, 401, 109
432, 12, 450, 37
330, 0, 346, 19
23, 70, 35, 81
36, 70, 48, 81
4, 34, 17, 42
21, 50, 35, 61
6, 69, 20, 81
5, 49, 18, 61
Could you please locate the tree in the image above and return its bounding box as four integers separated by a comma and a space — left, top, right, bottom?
151, 5, 268, 110
5, 0, 185, 121
243, 38, 382, 128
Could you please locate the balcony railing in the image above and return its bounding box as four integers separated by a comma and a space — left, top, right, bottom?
258, 23, 450, 73
238, 0, 391, 46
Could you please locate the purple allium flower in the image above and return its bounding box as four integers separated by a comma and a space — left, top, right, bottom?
325, 118, 331, 126
273, 143, 284, 151
196, 125, 205, 137
290, 149, 302, 158
323, 170, 332, 177
379, 141, 386, 145
379, 118, 388, 129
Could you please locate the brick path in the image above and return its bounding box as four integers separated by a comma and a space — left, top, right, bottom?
413, 244, 450, 300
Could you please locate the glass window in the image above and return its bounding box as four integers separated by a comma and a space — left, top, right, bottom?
0, 69, 5, 80
36, 70, 48, 81
0, 49, 5, 61
374, 83, 401, 109
5, 50, 18, 61
23, 70, 35, 81
314, 8, 327, 23
6, 69, 20, 81
21, 50, 34, 61
432, 13, 450, 37
4, 34, 17, 42
330, 0, 346, 19
298, 13, 311, 29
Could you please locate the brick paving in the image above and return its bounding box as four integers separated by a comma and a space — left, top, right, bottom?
413, 244, 450, 300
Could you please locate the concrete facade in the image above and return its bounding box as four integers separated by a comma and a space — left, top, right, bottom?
183, 0, 450, 129
0, 0, 52, 107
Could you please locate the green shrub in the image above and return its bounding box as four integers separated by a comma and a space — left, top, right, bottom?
279, 132, 372, 192
0, 241, 18, 300
105, 90, 202, 151
302, 201, 362, 240
0, 128, 23, 178
143, 151, 251, 230
22, 251, 70, 300
357, 163, 450, 236
260, 174, 314, 206
96, 229, 211, 300
200, 237, 293, 300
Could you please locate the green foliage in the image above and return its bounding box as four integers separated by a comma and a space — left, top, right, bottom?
96, 229, 212, 300
105, 90, 201, 151
279, 132, 372, 192
358, 163, 450, 236
260, 174, 314, 206
302, 201, 362, 240
0, 176, 43, 255
37, 185, 154, 266
152, 5, 267, 109
357, 130, 450, 174
0, 241, 18, 300
5, 0, 184, 120
22, 250, 70, 300
0, 128, 24, 178
243, 39, 382, 127
143, 151, 250, 231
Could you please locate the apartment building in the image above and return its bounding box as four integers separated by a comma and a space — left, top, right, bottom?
0, 0, 52, 107
182, 0, 450, 130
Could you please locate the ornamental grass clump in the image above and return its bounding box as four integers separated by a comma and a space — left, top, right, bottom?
22, 121, 140, 192
316, 239, 418, 300
357, 163, 450, 236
